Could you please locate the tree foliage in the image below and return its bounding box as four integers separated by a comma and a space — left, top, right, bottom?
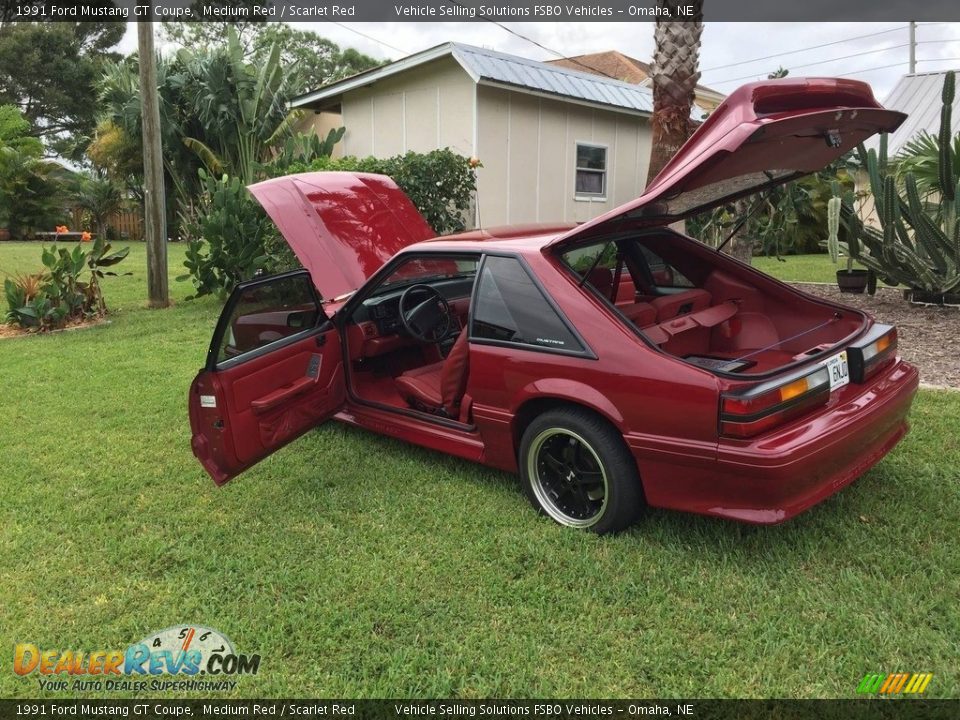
178, 169, 271, 300
71, 173, 125, 238
0, 104, 69, 235
0, 21, 123, 157
171, 28, 302, 186
162, 20, 382, 95
688, 164, 853, 257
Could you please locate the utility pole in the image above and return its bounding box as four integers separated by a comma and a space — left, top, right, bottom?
137, 21, 169, 308
909, 21, 917, 74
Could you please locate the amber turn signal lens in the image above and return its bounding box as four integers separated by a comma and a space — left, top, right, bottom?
778, 377, 811, 403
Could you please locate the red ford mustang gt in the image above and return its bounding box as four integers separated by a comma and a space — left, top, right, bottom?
189, 78, 919, 533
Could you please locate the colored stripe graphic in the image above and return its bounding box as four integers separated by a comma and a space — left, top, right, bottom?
860, 672, 932, 695
857, 674, 885, 693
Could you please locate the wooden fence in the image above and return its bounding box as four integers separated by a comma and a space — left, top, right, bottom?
68, 207, 144, 241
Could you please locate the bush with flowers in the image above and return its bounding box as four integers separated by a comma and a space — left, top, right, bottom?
4, 236, 129, 331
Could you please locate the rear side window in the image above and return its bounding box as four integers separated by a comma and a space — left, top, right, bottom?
471, 256, 583, 353
639, 246, 694, 288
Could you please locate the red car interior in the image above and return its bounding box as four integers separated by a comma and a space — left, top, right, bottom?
394, 326, 471, 418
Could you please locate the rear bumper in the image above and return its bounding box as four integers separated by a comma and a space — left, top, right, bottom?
630, 359, 920, 524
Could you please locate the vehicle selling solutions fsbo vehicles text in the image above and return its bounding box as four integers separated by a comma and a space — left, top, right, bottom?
392, 4, 696, 17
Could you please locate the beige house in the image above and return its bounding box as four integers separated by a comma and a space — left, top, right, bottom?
292, 42, 715, 228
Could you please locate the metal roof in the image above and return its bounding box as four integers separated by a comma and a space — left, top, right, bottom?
450, 43, 655, 114
292, 42, 710, 119
864, 70, 960, 156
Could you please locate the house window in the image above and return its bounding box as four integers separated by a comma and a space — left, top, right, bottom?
471, 256, 584, 353
575, 143, 607, 197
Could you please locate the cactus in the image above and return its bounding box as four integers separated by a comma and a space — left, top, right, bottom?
940, 71, 955, 202
841, 70, 960, 295
827, 196, 841, 264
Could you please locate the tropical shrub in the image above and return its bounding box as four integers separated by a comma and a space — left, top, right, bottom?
182, 144, 478, 297
3, 237, 129, 331
840, 71, 960, 295
178, 170, 271, 299
688, 165, 850, 257
285, 149, 479, 236
71, 174, 125, 239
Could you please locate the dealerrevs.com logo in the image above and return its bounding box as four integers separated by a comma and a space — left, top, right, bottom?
13, 626, 260, 693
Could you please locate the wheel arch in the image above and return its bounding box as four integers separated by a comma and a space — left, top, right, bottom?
511, 382, 628, 457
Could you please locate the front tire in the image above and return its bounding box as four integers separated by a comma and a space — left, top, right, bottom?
519, 407, 643, 534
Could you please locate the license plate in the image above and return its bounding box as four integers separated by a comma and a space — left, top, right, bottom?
823, 351, 850, 390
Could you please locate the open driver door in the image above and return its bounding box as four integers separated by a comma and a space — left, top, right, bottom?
188, 270, 345, 486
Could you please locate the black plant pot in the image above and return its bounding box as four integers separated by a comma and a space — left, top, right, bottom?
836, 269, 869, 294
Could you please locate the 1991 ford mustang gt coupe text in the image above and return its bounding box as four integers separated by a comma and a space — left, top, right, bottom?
189, 78, 919, 533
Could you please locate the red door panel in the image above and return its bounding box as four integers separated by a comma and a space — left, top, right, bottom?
189, 271, 345, 486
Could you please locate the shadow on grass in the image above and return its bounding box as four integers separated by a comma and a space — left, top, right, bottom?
267, 419, 899, 574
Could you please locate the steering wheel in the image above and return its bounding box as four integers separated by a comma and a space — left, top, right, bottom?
399, 284, 453, 343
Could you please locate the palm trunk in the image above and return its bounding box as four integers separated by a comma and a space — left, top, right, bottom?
647, 2, 704, 185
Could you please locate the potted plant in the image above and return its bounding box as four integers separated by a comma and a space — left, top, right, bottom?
827, 195, 868, 293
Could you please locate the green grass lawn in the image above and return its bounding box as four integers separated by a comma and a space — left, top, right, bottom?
1, 241, 958, 699
753, 253, 866, 284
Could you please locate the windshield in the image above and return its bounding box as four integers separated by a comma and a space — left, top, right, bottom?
377, 257, 479, 292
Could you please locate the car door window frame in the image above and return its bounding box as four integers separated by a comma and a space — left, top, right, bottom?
468, 252, 596, 360
205, 269, 329, 372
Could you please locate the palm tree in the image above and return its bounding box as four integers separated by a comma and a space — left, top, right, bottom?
896, 131, 960, 199
73, 174, 124, 238
646, 1, 704, 184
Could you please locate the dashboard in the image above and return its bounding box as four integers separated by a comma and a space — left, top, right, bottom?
346, 276, 475, 361
353, 276, 476, 336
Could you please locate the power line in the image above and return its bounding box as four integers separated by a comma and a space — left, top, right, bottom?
329, 23, 408, 56
710, 43, 911, 86
701, 25, 908, 73
836, 61, 908, 78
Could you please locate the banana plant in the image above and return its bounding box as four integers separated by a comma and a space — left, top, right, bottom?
176, 28, 303, 187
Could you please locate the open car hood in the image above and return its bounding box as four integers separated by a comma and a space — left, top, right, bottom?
545, 78, 906, 249
249, 172, 435, 299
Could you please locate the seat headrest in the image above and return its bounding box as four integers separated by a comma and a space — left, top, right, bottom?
651, 289, 712, 322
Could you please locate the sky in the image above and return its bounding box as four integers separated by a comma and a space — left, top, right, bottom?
118, 21, 960, 102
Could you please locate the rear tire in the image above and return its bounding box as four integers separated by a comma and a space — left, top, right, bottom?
519, 407, 643, 534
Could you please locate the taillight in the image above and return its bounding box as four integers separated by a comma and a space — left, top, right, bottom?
720, 366, 831, 438
848, 325, 897, 382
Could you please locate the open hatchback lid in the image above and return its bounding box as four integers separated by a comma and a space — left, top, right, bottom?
249, 172, 435, 299
545, 77, 907, 249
